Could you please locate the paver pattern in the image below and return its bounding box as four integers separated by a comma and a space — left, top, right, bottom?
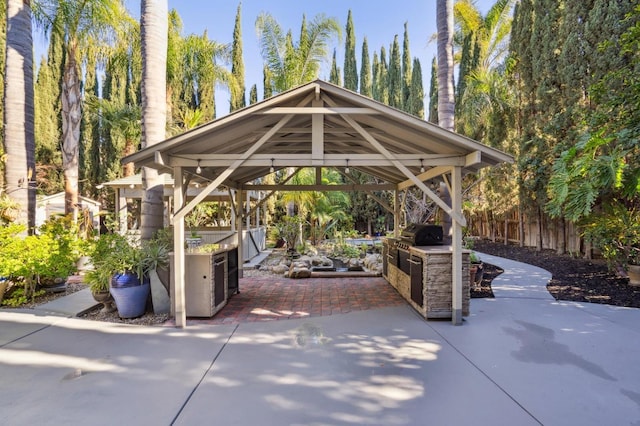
165, 275, 406, 326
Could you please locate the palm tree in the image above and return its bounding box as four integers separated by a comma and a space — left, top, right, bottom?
140, 0, 168, 240
86, 96, 141, 178
279, 168, 350, 245
437, 0, 455, 131
3, 0, 36, 231
453, 0, 516, 141
454, 0, 516, 70
256, 12, 341, 93
177, 32, 233, 122
33, 0, 130, 221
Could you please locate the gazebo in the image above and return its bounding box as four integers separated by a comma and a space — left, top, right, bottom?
124, 80, 513, 328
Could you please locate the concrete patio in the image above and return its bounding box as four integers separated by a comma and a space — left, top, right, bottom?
1, 253, 639, 425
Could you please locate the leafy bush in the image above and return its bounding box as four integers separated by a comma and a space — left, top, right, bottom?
0, 216, 87, 306
583, 203, 640, 270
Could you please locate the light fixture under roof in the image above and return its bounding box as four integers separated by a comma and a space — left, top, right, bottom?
420, 159, 425, 173
270, 158, 275, 173
196, 160, 202, 174
345, 159, 350, 174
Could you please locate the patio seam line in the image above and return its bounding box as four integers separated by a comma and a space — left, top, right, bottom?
170, 323, 240, 425
0, 315, 68, 348
425, 320, 544, 426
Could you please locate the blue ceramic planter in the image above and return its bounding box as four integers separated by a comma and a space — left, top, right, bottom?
110, 273, 150, 318
111, 272, 141, 288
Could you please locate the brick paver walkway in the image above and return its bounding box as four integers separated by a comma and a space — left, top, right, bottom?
170, 275, 406, 326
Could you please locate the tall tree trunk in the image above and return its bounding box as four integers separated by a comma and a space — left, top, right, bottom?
3, 0, 36, 232
140, 0, 168, 240
519, 205, 525, 247
436, 0, 455, 131
536, 206, 543, 252
436, 0, 454, 241
61, 42, 81, 221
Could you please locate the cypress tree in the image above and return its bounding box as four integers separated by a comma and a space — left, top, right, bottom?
377, 47, 389, 104
359, 37, 372, 98
401, 22, 412, 111
372, 51, 380, 101
35, 21, 66, 172
329, 49, 341, 86
455, 32, 473, 120
585, 0, 633, 85
79, 59, 97, 195
230, 3, 246, 112
408, 58, 424, 119
249, 84, 258, 105
388, 36, 402, 108
428, 57, 438, 123
263, 65, 273, 99
343, 10, 358, 91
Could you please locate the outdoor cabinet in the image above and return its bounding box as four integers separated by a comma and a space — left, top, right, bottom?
170, 251, 228, 317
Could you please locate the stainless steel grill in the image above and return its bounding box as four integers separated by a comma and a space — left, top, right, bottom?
399, 223, 443, 247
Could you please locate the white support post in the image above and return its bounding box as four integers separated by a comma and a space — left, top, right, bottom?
237, 188, 244, 278
117, 189, 128, 234
451, 166, 463, 325
246, 190, 251, 230
173, 166, 187, 328
394, 190, 400, 237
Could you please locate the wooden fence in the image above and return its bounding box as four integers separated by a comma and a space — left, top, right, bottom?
466, 208, 590, 257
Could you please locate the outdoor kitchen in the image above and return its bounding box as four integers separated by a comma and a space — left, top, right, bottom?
383, 224, 470, 319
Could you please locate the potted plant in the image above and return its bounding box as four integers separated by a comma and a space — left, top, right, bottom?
185, 204, 208, 249
469, 251, 484, 288
88, 232, 170, 318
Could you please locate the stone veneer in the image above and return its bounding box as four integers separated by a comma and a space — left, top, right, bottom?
384, 245, 470, 319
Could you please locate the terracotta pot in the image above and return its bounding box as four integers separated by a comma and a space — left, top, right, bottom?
628, 264, 640, 287
91, 290, 117, 314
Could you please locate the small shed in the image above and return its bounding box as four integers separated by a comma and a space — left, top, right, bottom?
36, 192, 101, 230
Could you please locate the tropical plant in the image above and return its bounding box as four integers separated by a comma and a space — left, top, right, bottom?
86, 231, 170, 290
33, 0, 131, 221
272, 216, 303, 252
582, 204, 640, 270
256, 12, 341, 93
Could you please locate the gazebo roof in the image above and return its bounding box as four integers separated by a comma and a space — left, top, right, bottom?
123, 80, 512, 190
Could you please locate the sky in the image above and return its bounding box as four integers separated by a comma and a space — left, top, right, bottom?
38, 0, 495, 117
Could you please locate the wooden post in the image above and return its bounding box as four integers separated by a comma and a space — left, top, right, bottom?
172, 166, 186, 328
237, 188, 244, 278
117, 189, 127, 233
393, 190, 400, 237
451, 166, 463, 325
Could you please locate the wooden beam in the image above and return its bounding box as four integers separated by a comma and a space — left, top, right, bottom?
171, 113, 295, 222
340, 170, 394, 214
242, 183, 396, 191
397, 166, 449, 190
323, 94, 466, 226
167, 154, 468, 169
261, 107, 379, 115
312, 99, 323, 165
465, 150, 482, 167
